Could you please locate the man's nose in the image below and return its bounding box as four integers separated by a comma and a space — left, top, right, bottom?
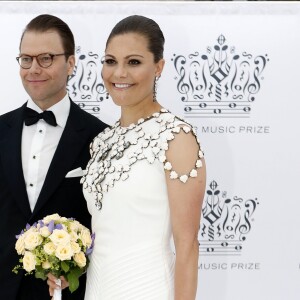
29, 57, 42, 72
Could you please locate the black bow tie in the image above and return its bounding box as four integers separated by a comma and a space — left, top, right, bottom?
24, 107, 57, 127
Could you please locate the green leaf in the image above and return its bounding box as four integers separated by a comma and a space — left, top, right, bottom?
12, 265, 21, 274
61, 261, 70, 273
67, 273, 79, 293
35, 270, 47, 280
67, 268, 82, 293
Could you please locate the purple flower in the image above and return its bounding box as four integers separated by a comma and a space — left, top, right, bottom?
38, 220, 44, 227
15, 229, 24, 239
86, 247, 93, 255
47, 220, 55, 233
55, 224, 63, 230
25, 223, 31, 230
86, 233, 95, 255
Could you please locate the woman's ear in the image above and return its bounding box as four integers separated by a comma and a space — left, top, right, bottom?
155, 58, 165, 77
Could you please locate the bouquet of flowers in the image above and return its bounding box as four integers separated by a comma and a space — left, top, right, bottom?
13, 213, 94, 299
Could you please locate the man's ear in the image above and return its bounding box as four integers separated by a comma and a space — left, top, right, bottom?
67, 55, 76, 76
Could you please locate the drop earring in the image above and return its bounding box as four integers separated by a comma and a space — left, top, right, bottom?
153, 76, 159, 102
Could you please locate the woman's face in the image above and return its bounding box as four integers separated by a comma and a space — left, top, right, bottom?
102, 32, 164, 108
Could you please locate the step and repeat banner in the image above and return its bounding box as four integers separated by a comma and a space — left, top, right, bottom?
0, 1, 299, 299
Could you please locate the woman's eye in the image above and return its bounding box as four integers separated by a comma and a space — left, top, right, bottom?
128, 59, 140, 65
104, 59, 116, 65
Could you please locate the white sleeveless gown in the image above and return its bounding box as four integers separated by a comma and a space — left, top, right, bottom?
82, 110, 201, 299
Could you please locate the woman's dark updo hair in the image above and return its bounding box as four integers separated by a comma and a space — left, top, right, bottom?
106, 15, 165, 63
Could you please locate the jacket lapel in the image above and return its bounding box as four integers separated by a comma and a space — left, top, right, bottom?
31, 101, 89, 217
0, 105, 31, 218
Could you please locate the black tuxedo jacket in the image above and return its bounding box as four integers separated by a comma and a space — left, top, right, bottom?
0, 100, 107, 300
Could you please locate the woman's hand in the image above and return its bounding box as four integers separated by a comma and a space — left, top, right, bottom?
47, 273, 69, 297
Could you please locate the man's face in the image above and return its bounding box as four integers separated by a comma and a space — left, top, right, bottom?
19, 30, 75, 110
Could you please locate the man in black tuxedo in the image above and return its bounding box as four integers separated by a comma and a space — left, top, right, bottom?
0, 14, 107, 299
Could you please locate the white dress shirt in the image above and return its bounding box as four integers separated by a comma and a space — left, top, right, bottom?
21, 94, 70, 211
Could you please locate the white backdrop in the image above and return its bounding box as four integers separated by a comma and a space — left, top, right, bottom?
1, 1, 299, 299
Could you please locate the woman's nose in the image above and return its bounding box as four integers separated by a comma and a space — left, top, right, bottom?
115, 64, 127, 78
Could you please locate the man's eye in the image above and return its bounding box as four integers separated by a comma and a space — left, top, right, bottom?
22, 56, 32, 63
128, 59, 140, 65
40, 55, 52, 63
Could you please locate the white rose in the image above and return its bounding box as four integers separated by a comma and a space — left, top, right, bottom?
39, 226, 51, 237
71, 241, 81, 254
55, 244, 73, 261
42, 261, 51, 269
43, 214, 61, 224
69, 220, 81, 232
15, 235, 25, 255
24, 232, 43, 251
49, 229, 70, 246
79, 229, 92, 248
78, 224, 87, 232
25, 226, 38, 234
23, 251, 36, 272
69, 231, 79, 242
74, 252, 86, 268
44, 242, 56, 255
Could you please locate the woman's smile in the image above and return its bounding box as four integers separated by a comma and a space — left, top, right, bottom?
113, 83, 133, 89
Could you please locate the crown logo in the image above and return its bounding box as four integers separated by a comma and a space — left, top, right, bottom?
67, 47, 106, 116
199, 180, 259, 256
172, 35, 269, 118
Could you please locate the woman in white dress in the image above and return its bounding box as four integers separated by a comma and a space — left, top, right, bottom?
48, 15, 206, 300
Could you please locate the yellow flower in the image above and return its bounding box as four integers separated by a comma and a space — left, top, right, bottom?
24, 231, 43, 251
15, 235, 25, 255
42, 261, 51, 269
74, 252, 86, 268
49, 229, 70, 246
43, 213, 61, 224
69, 220, 81, 232
69, 231, 79, 242
79, 229, 92, 248
39, 226, 51, 237
55, 244, 73, 261
44, 242, 56, 255
23, 251, 36, 272
70, 241, 81, 254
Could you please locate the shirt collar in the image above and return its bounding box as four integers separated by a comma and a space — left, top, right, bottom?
26, 94, 70, 128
